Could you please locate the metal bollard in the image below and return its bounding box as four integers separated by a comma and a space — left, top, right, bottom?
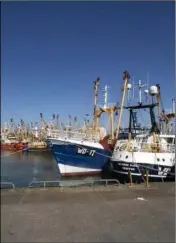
145, 169, 149, 187
128, 170, 133, 186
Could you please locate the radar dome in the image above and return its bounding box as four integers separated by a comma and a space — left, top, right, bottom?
144, 89, 149, 94
149, 85, 158, 96
127, 83, 132, 89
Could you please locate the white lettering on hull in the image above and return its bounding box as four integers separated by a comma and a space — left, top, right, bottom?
77, 148, 96, 156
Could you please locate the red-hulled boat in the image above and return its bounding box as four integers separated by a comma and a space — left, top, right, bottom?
1, 136, 28, 151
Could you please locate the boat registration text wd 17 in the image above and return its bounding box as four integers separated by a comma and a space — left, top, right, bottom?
77, 147, 96, 156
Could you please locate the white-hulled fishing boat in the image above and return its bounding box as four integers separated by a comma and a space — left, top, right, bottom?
110, 84, 175, 182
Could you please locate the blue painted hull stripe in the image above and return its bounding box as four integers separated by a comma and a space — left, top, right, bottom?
49, 144, 111, 170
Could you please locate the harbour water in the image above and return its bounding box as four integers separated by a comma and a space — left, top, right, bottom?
1, 150, 61, 188
1, 150, 105, 188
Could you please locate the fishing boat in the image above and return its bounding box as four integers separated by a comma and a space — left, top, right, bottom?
47, 71, 131, 177
47, 128, 111, 176
110, 84, 175, 182
1, 133, 28, 151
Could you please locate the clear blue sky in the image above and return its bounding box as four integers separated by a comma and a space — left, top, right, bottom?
1, 1, 175, 126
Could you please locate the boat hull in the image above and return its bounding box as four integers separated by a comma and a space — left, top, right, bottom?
1, 142, 28, 151
47, 139, 111, 177
110, 149, 175, 182
110, 160, 175, 182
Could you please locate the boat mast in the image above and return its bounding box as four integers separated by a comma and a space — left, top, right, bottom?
93, 77, 100, 132
92, 78, 119, 140
40, 113, 48, 139
56, 114, 59, 129
102, 85, 113, 140
161, 98, 176, 134
52, 114, 56, 129
155, 84, 162, 130
137, 80, 148, 105
172, 98, 175, 113
115, 71, 130, 140
100, 85, 119, 141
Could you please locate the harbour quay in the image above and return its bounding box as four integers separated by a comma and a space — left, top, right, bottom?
1, 182, 175, 243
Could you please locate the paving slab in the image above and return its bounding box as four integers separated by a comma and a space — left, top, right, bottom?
1, 182, 175, 242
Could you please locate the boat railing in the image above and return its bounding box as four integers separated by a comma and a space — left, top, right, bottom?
118, 141, 175, 153
139, 142, 175, 153
28, 179, 120, 189
1, 181, 15, 190
48, 129, 101, 142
